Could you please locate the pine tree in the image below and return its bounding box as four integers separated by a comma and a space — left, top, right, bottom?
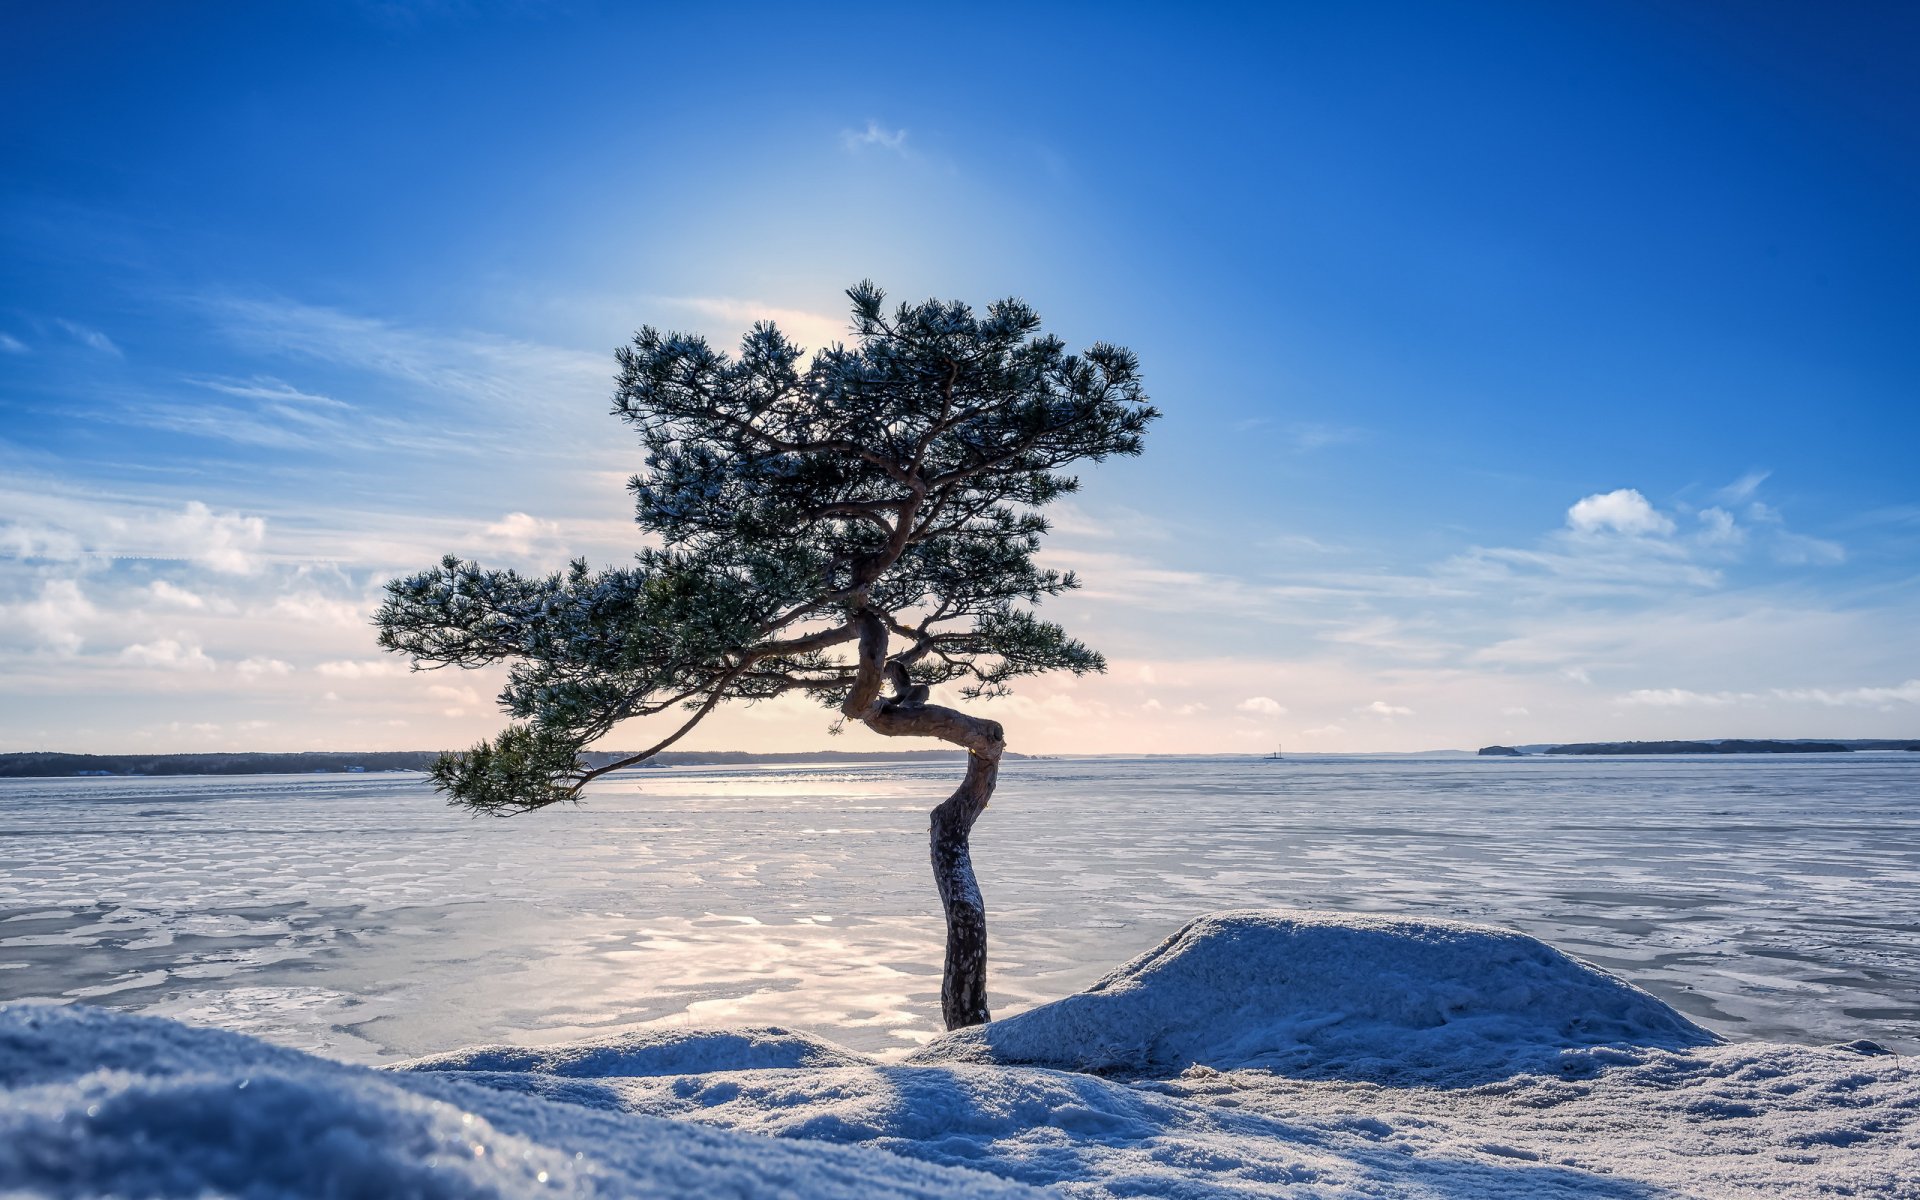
377, 282, 1155, 1029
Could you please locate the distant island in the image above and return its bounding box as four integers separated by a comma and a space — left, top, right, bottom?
0, 748, 1017, 779
1479, 739, 1919, 757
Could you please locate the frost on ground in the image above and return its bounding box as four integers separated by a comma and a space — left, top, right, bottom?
5, 910, 1916, 1198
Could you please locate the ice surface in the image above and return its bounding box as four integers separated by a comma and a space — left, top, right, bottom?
911, 909, 1718, 1083
4, 753, 1918, 1062
10, 910, 1908, 1198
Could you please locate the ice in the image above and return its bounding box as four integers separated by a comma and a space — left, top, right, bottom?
4, 754, 1919, 1063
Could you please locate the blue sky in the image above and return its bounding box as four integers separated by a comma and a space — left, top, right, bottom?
3, 1, 1917, 753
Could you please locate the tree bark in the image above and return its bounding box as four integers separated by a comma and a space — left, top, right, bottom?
930, 749, 998, 1027
842, 609, 1006, 1030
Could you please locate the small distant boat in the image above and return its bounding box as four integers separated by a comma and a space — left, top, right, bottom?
1268, 743, 1284, 761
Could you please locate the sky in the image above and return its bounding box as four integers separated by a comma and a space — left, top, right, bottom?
2, 1, 1917, 755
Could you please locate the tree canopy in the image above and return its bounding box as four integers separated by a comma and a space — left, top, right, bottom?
376, 282, 1155, 813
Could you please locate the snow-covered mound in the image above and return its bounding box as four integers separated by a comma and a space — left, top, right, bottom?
0, 1004, 1043, 1199
912, 908, 1719, 1082
392, 1024, 871, 1078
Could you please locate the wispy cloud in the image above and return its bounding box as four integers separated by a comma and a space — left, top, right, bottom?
1621, 681, 1920, 708
1715, 469, 1771, 504
199, 294, 604, 410
1769, 531, 1845, 566
1228, 417, 1365, 453
199, 376, 352, 412
56, 319, 121, 356
841, 120, 908, 153
0, 333, 27, 354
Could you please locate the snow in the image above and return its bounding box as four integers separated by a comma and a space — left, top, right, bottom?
390, 1024, 872, 1077
908, 909, 1720, 1084
0, 1005, 1043, 1199
6, 908, 1915, 1198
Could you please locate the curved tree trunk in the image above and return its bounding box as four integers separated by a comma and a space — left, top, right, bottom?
930, 749, 999, 1028
843, 609, 1006, 1030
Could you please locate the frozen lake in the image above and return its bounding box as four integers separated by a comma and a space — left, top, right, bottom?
3, 753, 1916, 1063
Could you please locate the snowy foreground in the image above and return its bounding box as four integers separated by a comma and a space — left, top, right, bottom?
4, 911, 1915, 1198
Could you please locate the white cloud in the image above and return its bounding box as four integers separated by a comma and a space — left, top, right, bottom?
483, 511, 562, 553
1236, 696, 1286, 716
120, 639, 216, 671
169, 502, 265, 574
1620, 688, 1736, 708
841, 120, 908, 153
0, 497, 266, 573
315, 659, 410, 679
0, 333, 26, 354
1695, 507, 1744, 546
1566, 489, 1675, 537
1500, 706, 1531, 717
428, 682, 482, 717
0, 522, 82, 560
5, 579, 95, 655
1360, 700, 1413, 716
235, 657, 294, 678
148, 580, 207, 609
269, 592, 369, 628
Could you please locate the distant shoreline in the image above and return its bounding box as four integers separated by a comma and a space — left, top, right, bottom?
1479, 739, 1920, 757
4, 742, 1915, 779
0, 748, 1017, 780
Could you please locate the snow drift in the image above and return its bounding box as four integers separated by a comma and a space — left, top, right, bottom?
0, 1004, 1041, 1199
390, 1024, 871, 1078
911, 908, 1719, 1082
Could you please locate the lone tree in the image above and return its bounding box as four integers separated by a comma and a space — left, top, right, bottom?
376, 283, 1154, 1029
